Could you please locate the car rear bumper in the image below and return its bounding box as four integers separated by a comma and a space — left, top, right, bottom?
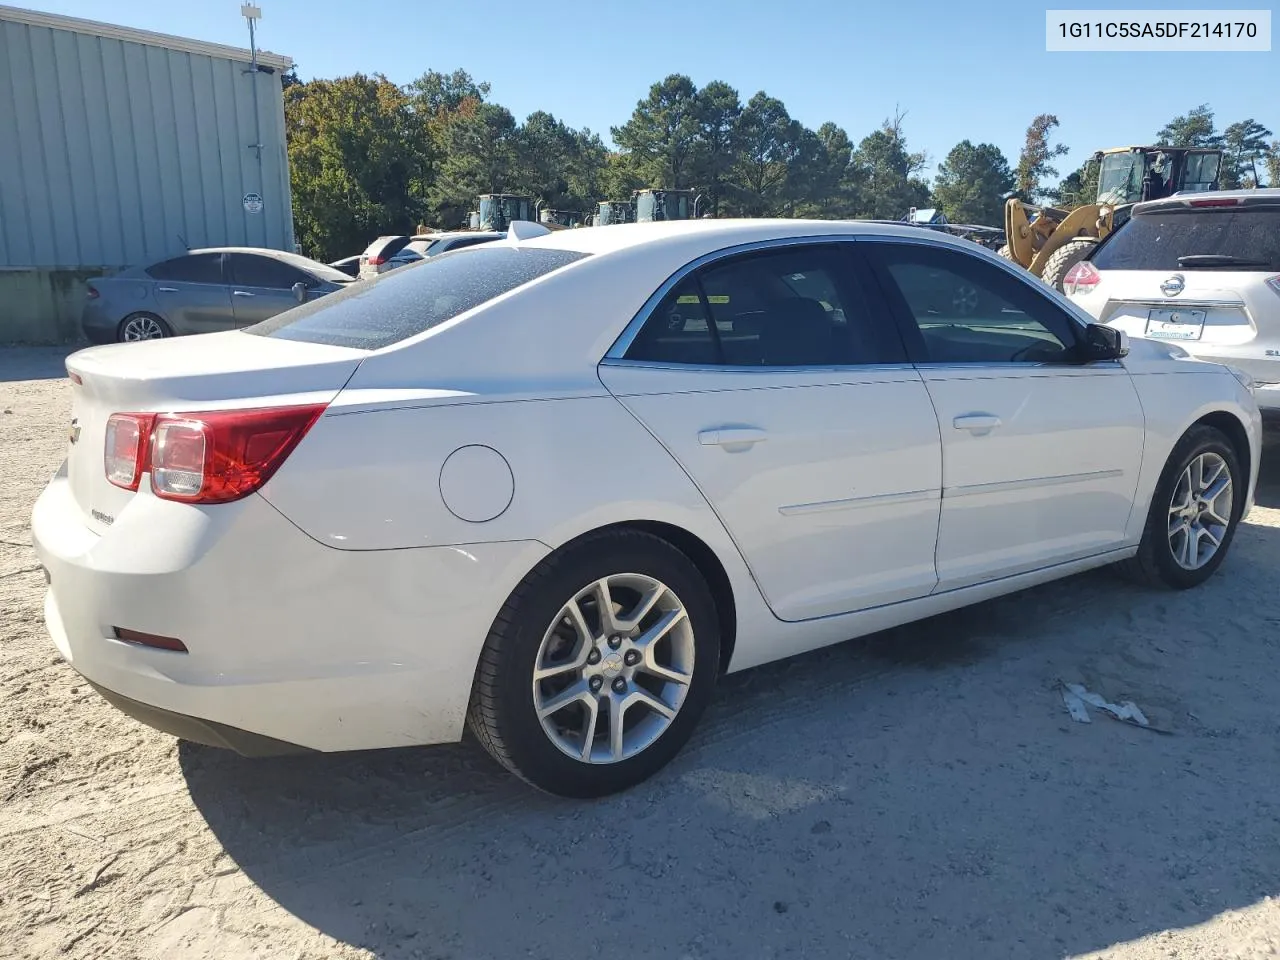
31, 473, 549, 752
80, 301, 119, 344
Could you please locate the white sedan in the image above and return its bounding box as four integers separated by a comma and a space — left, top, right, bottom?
32, 219, 1261, 797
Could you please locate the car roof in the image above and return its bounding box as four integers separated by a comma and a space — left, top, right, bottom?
516, 217, 980, 258
1134, 188, 1280, 215
180, 246, 352, 278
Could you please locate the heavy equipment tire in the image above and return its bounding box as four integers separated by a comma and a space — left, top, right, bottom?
996, 244, 1014, 261
467, 528, 720, 797
1041, 239, 1096, 292
1115, 425, 1244, 590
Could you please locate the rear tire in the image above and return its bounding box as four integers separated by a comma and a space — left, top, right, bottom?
996, 244, 1015, 261
1041, 239, 1095, 293
1117, 425, 1244, 590
117, 313, 171, 342
467, 529, 720, 798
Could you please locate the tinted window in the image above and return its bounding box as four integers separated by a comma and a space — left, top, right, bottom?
146, 254, 223, 284
447, 236, 499, 252
868, 243, 1076, 364
625, 245, 904, 367
247, 247, 589, 349
1093, 206, 1280, 271
228, 254, 313, 290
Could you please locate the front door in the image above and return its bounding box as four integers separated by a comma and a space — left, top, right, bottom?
861, 238, 1145, 591
599, 241, 942, 622
225, 253, 311, 327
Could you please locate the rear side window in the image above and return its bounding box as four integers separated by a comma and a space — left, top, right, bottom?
1094, 206, 1280, 271
246, 247, 589, 349
147, 253, 223, 284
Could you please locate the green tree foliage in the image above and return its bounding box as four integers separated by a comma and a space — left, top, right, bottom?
932, 141, 1014, 223
689, 81, 743, 214
1220, 119, 1273, 188
1156, 104, 1221, 148
1265, 141, 1280, 189
285, 73, 431, 261
611, 75, 701, 189
850, 112, 930, 220
1015, 114, 1069, 201
732, 92, 803, 215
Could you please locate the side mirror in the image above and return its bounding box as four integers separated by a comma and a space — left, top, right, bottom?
292, 281, 308, 304
1083, 323, 1128, 361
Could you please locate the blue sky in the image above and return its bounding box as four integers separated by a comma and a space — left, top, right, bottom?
24, 0, 1279, 185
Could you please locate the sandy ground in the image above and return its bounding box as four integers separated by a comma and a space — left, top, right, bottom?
3, 345, 1280, 960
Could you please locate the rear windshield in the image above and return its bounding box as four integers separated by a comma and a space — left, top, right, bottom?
245, 246, 588, 349
1093, 205, 1280, 271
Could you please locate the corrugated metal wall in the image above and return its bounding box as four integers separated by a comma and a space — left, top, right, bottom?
0, 17, 294, 269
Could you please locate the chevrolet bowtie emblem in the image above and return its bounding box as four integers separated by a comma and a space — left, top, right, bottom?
68, 419, 80, 444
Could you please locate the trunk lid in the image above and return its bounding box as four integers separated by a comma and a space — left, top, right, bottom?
63, 330, 365, 534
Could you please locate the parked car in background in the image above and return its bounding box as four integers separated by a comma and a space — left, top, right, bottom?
83, 248, 354, 343
329, 255, 361, 278
36, 219, 1259, 798
1064, 189, 1280, 415
358, 231, 503, 279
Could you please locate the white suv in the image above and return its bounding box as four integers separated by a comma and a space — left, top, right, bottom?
1064, 189, 1280, 415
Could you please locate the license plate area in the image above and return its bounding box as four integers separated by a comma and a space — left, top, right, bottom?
1145, 308, 1206, 341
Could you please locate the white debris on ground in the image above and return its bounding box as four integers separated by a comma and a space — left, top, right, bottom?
1061, 681, 1151, 727
3, 346, 1280, 960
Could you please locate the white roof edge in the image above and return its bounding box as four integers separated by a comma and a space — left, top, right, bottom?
0, 4, 293, 70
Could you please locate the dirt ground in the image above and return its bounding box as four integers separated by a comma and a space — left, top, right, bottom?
3, 345, 1280, 960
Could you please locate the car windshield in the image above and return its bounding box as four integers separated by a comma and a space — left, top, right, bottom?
1096, 154, 1143, 205
245, 246, 589, 349
1092, 205, 1280, 271
286, 256, 356, 284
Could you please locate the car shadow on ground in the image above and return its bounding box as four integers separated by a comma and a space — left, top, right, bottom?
0, 345, 79, 383
183, 495, 1280, 959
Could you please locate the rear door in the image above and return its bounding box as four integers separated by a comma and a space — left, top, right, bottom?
862, 238, 1144, 590
226, 253, 313, 327
599, 240, 942, 622
146, 253, 233, 334
1083, 199, 1280, 385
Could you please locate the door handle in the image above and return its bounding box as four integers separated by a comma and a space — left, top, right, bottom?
699, 427, 767, 448
232, 290, 255, 297
953, 414, 1002, 435
157, 287, 178, 293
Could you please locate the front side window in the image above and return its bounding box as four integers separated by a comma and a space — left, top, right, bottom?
146, 253, 223, 284
624, 244, 905, 367
866, 243, 1077, 365
228, 254, 313, 290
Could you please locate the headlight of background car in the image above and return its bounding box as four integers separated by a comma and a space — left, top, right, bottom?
1227, 366, 1256, 395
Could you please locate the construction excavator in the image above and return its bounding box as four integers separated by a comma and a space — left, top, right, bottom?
1000, 145, 1223, 291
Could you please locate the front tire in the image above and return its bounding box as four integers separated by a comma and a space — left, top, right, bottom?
1118, 425, 1244, 589
467, 529, 721, 798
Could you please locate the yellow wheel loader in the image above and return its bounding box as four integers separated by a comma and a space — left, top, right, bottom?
999, 146, 1223, 291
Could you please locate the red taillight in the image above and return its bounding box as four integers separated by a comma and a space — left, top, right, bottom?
1188, 198, 1241, 208
104, 404, 325, 503
366, 256, 386, 266
105, 413, 156, 490
149, 404, 326, 503
67, 371, 82, 385
85, 285, 100, 300
1062, 261, 1101, 296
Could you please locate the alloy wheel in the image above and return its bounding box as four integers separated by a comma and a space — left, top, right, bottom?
1168, 452, 1233, 571
121, 316, 166, 341
532, 573, 695, 764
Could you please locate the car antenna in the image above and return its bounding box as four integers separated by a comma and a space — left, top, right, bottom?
177, 233, 190, 251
